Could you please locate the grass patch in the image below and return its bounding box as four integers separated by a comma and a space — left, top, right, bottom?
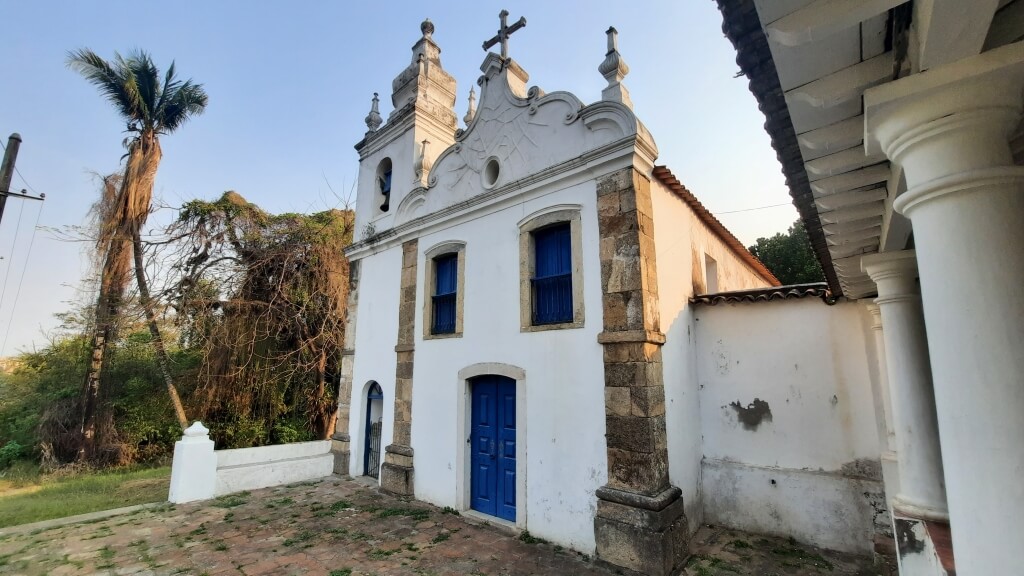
212, 492, 250, 508
330, 499, 353, 511
0, 466, 169, 528
431, 531, 450, 544
518, 530, 546, 544
377, 507, 430, 522
283, 530, 316, 547
329, 570, 352, 576
368, 548, 398, 559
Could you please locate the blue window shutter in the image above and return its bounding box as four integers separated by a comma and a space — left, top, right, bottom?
532, 224, 573, 324
382, 170, 392, 194
432, 254, 458, 334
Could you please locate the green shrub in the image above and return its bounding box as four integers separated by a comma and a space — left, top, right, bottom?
0, 441, 24, 469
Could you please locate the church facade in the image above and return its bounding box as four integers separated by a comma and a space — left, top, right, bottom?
329, 15, 882, 576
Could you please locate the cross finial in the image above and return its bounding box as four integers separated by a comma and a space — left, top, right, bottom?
482, 9, 527, 60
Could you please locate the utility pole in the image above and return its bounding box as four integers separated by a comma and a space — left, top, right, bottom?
0, 133, 22, 226
0, 133, 43, 229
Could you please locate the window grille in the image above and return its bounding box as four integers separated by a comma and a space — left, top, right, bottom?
432, 253, 458, 334
532, 224, 573, 324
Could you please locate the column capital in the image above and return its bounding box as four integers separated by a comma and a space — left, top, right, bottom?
864, 41, 1024, 218
864, 301, 883, 330
862, 250, 919, 304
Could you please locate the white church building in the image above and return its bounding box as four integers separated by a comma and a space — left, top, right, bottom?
330, 12, 902, 576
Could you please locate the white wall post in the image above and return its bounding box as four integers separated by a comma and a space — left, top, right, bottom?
865, 41, 1024, 575
862, 252, 947, 522
168, 422, 216, 504
865, 302, 900, 499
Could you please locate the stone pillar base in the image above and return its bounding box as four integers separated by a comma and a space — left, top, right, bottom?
593, 486, 688, 576
379, 444, 414, 496
330, 433, 351, 477
893, 513, 954, 575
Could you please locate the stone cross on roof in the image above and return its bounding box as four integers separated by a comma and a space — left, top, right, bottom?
482, 9, 527, 59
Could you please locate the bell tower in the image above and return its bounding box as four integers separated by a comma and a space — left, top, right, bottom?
353, 19, 458, 236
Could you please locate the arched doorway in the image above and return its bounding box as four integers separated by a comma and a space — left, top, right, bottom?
363, 382, 383, 479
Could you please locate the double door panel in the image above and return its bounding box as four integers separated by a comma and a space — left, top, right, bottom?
470, 376, 516, 522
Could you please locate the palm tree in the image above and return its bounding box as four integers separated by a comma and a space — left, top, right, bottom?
69, 49, 208, 460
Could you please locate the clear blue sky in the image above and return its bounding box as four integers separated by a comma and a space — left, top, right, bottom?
0, 1, 798, 355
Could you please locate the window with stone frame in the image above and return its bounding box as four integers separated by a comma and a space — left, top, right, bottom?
422, 241, 466, 339
518, 206, 585, 332
431, 253, 458, 334
531, 223, 573, 324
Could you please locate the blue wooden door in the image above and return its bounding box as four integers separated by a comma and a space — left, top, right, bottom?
470, 375, 516, 521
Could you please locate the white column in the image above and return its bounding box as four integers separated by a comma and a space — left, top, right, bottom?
862, 252, 946, 521
866, 302, 899, 498
865, 41, 1024, 575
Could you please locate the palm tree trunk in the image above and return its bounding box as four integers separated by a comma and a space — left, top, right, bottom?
78, 236, 132, 462
132, 229, 188, 430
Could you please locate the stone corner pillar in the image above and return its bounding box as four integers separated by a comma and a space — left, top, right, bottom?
593, 167, 687, 576
168, 422, 217, 504
864, 43, 1024, 573
380, 239, 418, 496
331, 260, 360, 477
861, 251, 947, 523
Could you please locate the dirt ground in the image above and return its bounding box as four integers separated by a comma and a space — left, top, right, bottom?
0, 475, 888, 576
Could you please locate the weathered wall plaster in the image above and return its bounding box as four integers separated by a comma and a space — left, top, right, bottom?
651, 176, 775, 534
695, 298, 884, 554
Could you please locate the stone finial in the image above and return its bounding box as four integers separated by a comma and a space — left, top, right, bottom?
415, 139, 432, 185
184, 421, 209, 437
463, 87, 477, 126
387, 19, 458, 130
365, 92, 383, 132
599, 27, 633, 110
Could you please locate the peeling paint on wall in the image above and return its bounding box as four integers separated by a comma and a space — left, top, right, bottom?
729, 398, 772, 430
894, 518, 925, 556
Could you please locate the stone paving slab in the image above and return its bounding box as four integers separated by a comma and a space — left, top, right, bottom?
0, 475, 884, 576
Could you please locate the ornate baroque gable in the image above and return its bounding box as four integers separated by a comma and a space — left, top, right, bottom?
394, 53, 656, 225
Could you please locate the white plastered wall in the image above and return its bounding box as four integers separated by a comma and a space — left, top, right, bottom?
695, 298, 884, 554
348, 179, 607, 553
651, 178, 775, 533
348, 245, 402, 479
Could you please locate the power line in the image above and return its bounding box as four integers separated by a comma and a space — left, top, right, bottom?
1, 201, 44, 356
0, 198, 25, 314
713, 202, 792, 215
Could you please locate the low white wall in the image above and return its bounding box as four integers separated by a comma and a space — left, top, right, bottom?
215, 440, 333, 496
695, 299, 886, 554
168, 422, 334, 503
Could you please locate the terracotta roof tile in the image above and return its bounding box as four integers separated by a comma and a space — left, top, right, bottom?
652, 165, 781, 287
690, 282, 836, 306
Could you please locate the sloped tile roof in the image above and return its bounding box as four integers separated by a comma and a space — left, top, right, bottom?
690, 282, 836, 306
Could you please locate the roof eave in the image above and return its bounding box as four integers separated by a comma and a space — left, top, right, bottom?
715, 0, 844, 297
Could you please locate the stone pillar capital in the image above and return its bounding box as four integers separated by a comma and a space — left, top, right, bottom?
865, 301, 883, 331
865, 42, 1024, 218
861, 250, 919, 304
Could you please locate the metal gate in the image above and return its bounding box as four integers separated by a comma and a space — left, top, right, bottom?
365, 421, 382, 479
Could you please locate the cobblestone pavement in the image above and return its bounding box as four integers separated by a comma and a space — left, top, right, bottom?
0, 475, 883, 576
